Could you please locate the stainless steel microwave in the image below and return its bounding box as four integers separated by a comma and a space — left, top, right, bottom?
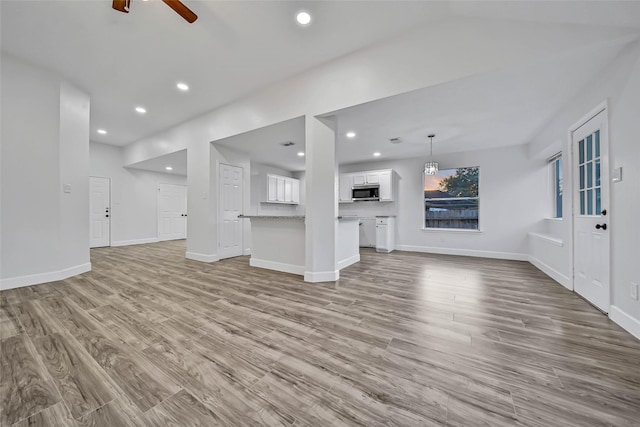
352, 185, 380, 201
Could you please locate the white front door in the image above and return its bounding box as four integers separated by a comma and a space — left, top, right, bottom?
158, 183, 187, 241
573, 109, 610, 312
89, 177, 110, 248
219, 163, 243, 259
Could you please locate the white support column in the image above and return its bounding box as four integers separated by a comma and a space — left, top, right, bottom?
186, 141, 219, 263
304, 115, 338, 282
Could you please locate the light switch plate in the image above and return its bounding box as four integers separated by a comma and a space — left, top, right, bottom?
612, 167, 623, 183
63, 184, 72, 194
631, 282, 639, 301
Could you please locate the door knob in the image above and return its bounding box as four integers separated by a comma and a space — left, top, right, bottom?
595, 223, 607, 230
105, 215, 109, 218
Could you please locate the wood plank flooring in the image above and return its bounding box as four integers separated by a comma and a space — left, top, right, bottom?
1, 240, 639, 426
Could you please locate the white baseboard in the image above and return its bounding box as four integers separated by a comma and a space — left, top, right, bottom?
527, 255, 572, 290
304, 270, 339, 283
250, 258, 304, 276
1, 262, 92, 291
111, 237, 159, 247
395, 245, 528, 261
243, 248, 252, 256
609, 306, 640, 340
185, 252, 220, 263
338, 254, 360, 270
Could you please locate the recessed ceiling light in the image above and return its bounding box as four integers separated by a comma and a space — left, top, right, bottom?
97, 129, 107, 135
165, 166, 173, 171
135, 106, 147, 114
346, 131, 356, 139
176, 82, 189, 91
296, 11, 311, 25
297, 152, 305, 157
373, 152, 381, 157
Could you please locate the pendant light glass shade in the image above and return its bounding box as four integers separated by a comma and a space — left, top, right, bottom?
424, 134, 438, 175
424, 160, 439, 175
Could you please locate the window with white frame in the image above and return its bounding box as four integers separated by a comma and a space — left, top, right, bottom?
424, 166, 479, 230
549, 154, 563, 218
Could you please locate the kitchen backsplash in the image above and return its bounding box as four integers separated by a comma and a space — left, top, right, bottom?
339, 200, 398, 217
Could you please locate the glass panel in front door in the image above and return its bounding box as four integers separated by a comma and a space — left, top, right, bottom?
578, 130, 602, 216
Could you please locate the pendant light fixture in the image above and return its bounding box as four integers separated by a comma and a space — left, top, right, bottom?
424, 134, 438, 175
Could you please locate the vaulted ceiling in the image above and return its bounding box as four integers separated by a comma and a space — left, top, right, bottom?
2, 1, 640, 171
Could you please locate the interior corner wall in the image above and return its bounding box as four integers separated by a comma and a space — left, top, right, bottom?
339, 144, 547, 260
89, 142, 187, 246
527, 41, 640, 338
1, 53, 90, 288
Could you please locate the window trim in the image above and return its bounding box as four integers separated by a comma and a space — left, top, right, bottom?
549, 153, 563, 218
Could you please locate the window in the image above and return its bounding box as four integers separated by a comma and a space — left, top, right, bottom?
550, 154, 563, 218
424, 166, 479, 230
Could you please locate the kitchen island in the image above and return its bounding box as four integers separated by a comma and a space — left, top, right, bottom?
239, 215, 360, 279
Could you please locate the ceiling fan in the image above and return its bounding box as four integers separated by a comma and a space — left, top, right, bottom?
112, 0, 198, 24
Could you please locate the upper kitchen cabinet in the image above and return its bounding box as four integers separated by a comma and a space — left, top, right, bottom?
339, 174, 353, 202
339, 169, 397, 202
264, 174, 300, 204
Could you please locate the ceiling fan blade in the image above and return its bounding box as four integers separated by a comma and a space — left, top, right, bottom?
161, 0, 198, 23
112, 0, 130, 13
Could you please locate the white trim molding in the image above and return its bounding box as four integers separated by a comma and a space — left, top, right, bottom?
0, 262, 91, 291
609, 306, 640, 340
185, 252, 220, 263
304, 270, 340, 283
527, 255, 572, 290
111, 237, 159, 247
250, 258, 304, 276
395, 245, 527, 261
528, 232, 564, 247
338, 254, 360, 270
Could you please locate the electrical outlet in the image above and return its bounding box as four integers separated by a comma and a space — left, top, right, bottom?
631, 282, 639, 301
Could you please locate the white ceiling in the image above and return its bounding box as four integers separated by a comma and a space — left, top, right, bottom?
214, 116, 305, 172
0, 0, 450, 146
3, 1, 640, 172
327, 38, 633, 165
127, 149, 188, 176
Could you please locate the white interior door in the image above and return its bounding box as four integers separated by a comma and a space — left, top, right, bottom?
573, 109, 610, 312
158, 184, 187, 241
219, 163, 243, 259
89, 177, 110, 248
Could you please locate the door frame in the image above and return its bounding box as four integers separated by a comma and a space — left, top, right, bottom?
218, 162, 244, 259
89, 176, 112, 248
157, 182, 187, 241
567, 100, 610, 311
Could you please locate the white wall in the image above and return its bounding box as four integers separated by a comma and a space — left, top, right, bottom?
528, 41, 640, 338
89, 142, 186, 246
340, 144, 547, 260
1, 54, 90, 288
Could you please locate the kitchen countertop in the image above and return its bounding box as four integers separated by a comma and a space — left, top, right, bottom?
238, 215, 305, 219
238, 215, 362, 220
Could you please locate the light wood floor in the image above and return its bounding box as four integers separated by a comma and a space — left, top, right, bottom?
1, 241, 639, 426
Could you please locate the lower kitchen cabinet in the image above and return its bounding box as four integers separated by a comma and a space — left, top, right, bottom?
375, 217, 395, 253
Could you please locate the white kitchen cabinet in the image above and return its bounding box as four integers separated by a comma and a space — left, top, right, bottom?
264, 174, 300, 205
276, 177, 285, 201
366, 172, 380, 184
338, 169, 396, 202
339, 174, 353, 203
284, 179, 293, 202
292, 179, 300, 204
376, 217, 395, 253
267, 175, 278, 202
359, 218, 376, 247
378, 170, 392, 201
